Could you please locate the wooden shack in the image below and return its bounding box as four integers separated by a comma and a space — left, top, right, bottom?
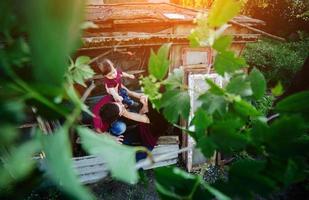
80, 2, 283, 171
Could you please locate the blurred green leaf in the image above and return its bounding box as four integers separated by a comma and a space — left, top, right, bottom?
266, 115, 307, 157
148, 44, 171, 81
199, 93, 227, 115
208, 0, 242, 28
0, 124, 18, 146
211, 118, 248, 153
192, 108, 213, 134
155, 167, 230, 200
188, 30, 201, 48
67, 56, 95, 87
226, 75, 253, 97
213, 35, 233, 52
160, 90, 190, 123
271, 82, 284, 96
275, 91, 309, 113
248, 68, 266, 99
77, 126, 140, 184
206, 78, 225, 95
41, 128, 94, 200
214, 51, 246, 76
283, 159, 299, 187
27, 0, 85, 86
7, 37, 30, 68
75, 56, 90, 67
197, 136, 217, 158
0, 100, 25, 124
228, 159, 276, 198
164, 68, 184, 90
202, 183, 231, 200
0, 139, 41, 190
0, 1, 15, 33
233, 99, 260, 117
141, 75, 162, 102
250, 119, 269, 145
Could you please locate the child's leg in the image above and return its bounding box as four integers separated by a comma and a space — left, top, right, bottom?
119, 88, 135, 106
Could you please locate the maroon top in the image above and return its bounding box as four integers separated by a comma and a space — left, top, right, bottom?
92, 95, 113, 132
104, 68, 123, 89
92, 95, 160, 149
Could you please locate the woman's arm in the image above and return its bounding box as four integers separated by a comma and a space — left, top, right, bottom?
122, 109, 150, 124
121, 85, 144, 99
122, 72, 135, 79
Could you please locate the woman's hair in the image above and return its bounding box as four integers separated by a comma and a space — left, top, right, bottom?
99, 103, 120, 124
97, 58, 113, 76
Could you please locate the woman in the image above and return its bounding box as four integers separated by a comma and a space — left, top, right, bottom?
93, 94, 168, 149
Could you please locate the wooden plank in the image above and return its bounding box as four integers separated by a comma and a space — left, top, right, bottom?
79, 171, 109, 184
157, 136, 179, 145
152, 145, 179, 155
73, 156, 106, 168
143, 158, 178, 170
75, 164, 108, 175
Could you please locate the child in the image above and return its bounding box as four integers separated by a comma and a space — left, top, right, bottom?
98, 58, 143, 108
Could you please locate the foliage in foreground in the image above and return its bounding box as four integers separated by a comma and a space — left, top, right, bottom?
0, 0, 308, 200
0, 0, 141, 199
141, 0, 309, 199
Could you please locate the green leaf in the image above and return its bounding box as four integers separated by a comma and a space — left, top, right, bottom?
214, 50, 246, 76
213, 35, 233, 52
148, 44, 171, 80
196, 136, 217, 158
275, 91, 309, 113
160, 90, 190, 123
283, 159, 299, 187
233, 99, 261, 117
188, 31, 201, 48
155, 167, 199, 199
203, 184, 231, 200
199, 93, 227, 115
250, 119, 269, 145
155, 167, 229, 200
0, 139, 41, 189
206, 78, 225, 95
192, 108, 213, 133
266, 115, 307, 157
77, 126, 140, 184
75, 56, 90, 67
164, 68, 184, 90
140, 75, 162, 102
27, 0, 84, 86
208, 0, 242, 28
68, 56, 95, 87
228, 159, 276, 197
271, 82, 284, 96
211, 119, 248, 153
248, 68, 266, 99
41, 128, 94, 200
226, 75, 253, 97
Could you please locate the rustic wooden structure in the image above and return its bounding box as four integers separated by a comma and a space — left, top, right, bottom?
74, 136, 179, 184
79, 2, 284, 171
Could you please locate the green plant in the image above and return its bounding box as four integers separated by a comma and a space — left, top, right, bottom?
141, 0, 309, 199
243, 38, 309, 87
0, 0, 144, 199
1, 0, 308, 200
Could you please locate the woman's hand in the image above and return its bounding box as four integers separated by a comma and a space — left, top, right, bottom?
109, 134, 124, 144
139, 95, 148, 114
